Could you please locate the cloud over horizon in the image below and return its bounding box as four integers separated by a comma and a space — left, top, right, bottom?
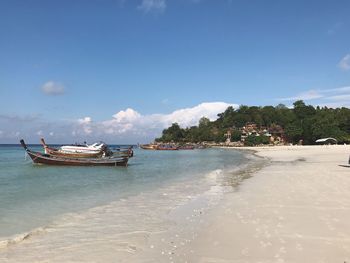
41, 81, 65, 95
338, 54, 350, 71
4, 94, 349, 144
277, 86, 350, 108
278, 90, 324, 101
0, 102, 237, 143
74, 102, 237, 141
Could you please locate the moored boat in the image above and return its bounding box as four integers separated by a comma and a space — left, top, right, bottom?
140, 143, 179, 150
178, 145, 195, 150
21, 140, 129, 167
140, 144, 157, 150
41, 138, 133, 158
156, 144, 179, 150
40, 138, 104, 158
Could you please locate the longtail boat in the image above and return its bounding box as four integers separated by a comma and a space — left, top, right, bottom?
21, 140, 129, 167
178, 145, 195, 150
40, 138, 104, 158
41, 138, 134, 158
140, 144, 157, 150
140, 144, 178, 150
156, 144, 178, 150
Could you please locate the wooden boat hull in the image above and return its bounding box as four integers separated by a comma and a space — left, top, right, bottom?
156, 144, 178, 150
178, 146, 195, 150
140, 144, 157, 150
27, 150, 128, 166
156, 147, 178, 150
140, 144, 178, 150
21, 140, 128, 167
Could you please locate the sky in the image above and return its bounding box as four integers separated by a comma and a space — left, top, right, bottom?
0, 0, 350, 143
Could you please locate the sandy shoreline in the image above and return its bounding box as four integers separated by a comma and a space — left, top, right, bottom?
127, 145, 350, 263
178, 145, 350, 262
1, 145, 349, 262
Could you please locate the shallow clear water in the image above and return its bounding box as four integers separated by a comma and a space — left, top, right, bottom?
0, 145, 247, 239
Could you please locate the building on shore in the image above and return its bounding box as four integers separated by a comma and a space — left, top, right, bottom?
225, 122, 287, 145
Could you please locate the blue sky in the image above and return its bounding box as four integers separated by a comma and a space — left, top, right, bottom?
0, 0, 350, 143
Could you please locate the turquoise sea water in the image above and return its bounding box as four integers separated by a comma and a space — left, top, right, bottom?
0, 145, 248, 240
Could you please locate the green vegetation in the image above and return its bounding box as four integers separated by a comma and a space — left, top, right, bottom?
156, 101, 350, 145
244, 135, 270, 146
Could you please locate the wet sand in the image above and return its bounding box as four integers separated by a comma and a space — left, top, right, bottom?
178, 145, 350, 262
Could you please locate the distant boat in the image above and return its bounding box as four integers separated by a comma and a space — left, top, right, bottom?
140, 144, 157, 150
156, 144, 179, 150
178, 145, 195, 150
196, 145, 207, 149
40, 138, 104, 158
139, 144, 179, 150
21, 140, 129, 167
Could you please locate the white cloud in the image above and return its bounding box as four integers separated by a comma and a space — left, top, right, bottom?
155, 102, 235, 127
0, 114, 39, 122
112, 108, 141, 123
278, 90, 323, 101
0, 102, 237, 143
74, 102, 236, 140
338, 54, 350, 71
41, 81, 65, 95
324, 86, 350, 93
77, 117, 93, 135
78, 117, 92, 124
277, 86, 350, 108
100, 108, 141, 135
327, 94, 350, 101
138, 0, 166, 13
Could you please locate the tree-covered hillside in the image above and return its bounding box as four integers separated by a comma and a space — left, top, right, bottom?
156, 101, 350, 145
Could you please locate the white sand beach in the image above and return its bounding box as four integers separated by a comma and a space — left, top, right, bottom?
178, 145, 350, 262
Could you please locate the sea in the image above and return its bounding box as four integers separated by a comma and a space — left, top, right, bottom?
0, 144, 262, 261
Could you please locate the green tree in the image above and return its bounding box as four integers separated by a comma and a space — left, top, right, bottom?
244, 135, 270, 146
285, 122, 303, 143
157, 123, 184, 142
311, 111, 348, 143
155, 101, 350, 145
